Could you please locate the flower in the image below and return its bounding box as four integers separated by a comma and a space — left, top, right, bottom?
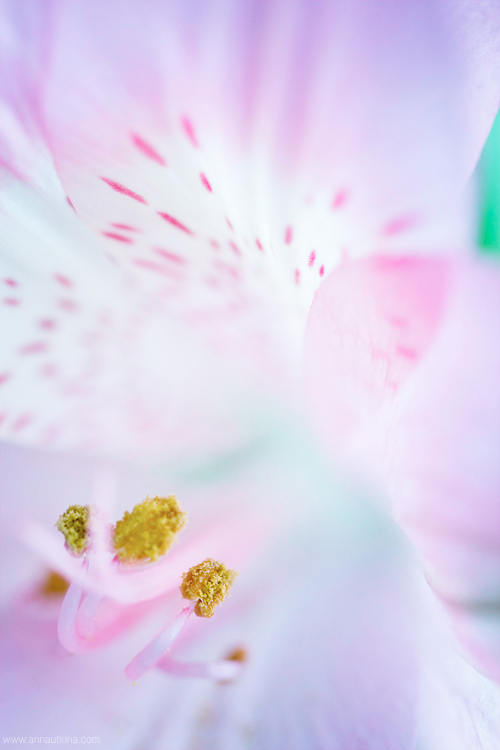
1, 1, 500, 748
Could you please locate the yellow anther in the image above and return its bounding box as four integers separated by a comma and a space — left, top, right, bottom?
113, 495, 187, 563
56, 505, 90, 556
41, 571, 70, 597
226, 647, 247, 663
180, 558, 237, 618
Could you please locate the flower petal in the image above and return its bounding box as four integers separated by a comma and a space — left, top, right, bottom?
305, 255, 500, 681
304, 255, 455, 477
388, 259, 500, 681
3, 1, 497, 456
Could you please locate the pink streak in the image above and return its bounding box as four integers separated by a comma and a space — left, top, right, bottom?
382, 216, 417, 236
111, 223, 140, 232
158, 212, 194, 235
131, 133, 166, 166
153, 248, 186, 265
200, 173, 213, 192
102, 231, 134, 244
54, 273, 73, 288
181, 116, 199, 148
101, 177, 148, 205
332, 190, 348, 209
19, 342, 48, 355
12, 414, 33, 432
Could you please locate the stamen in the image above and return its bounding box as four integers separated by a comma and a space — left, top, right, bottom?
56, 505, 90, 556
125, 559, 238, 681
180, 558, 237, 617
113, 495, 187, 563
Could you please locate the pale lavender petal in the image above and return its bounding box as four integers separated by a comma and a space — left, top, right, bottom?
388, 260, 500, 682
305, 255, 500, 683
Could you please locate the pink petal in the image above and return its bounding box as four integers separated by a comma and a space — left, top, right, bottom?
305, 255, 500, 681
305, 255, 454, 477
388, 259, 500, 681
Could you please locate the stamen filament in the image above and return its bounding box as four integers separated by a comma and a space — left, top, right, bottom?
157, 656, 242, 682
125, 600, 196, 681
57, 560, 88, 653
76, 590, 104, 640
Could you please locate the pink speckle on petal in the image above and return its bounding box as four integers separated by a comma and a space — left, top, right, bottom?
395, 344, 418, 360
58, 299, 78, 312
111, 223, 140, 232
102, 231, 134, 244
214, 261, 240, 281
341, 247, 349, 263
0, 373, 11, 386
285, 227, 293, 245
200, 173, 213, 192
12, 413, 33, 432
39, 319, 57, 330
41, 364, 58, 378
295, 269, 300, 284
181, 117, 199, 148
131, 133, 166, 166
309, 251, 316, 267
3, 298, 20, 306
158, 212, 193, 235
255, 239, 264, 252
154, 248, 186, 265
226, 218, 234, 231
19, 342, 48, 355
101, 178, 147, 205
382, 216, 417, 236
332, 190, 348, 209
229, 241, 241, 257
4, 279, 18, 287
66, 196, 76, 211
210, 240, 220, 249
319, 266, 325, 277
132, 259, 182, 279
54, 273, 73, 288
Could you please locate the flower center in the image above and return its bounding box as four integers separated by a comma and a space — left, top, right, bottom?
180, 558, 238, 617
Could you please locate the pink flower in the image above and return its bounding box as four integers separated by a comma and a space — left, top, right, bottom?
1, 1, 500, 747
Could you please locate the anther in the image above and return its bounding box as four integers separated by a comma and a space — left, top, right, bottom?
56, 505, 90, 556
180, 558, 237, 617
113, 495, 187, 563
41, 571, 69, 597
